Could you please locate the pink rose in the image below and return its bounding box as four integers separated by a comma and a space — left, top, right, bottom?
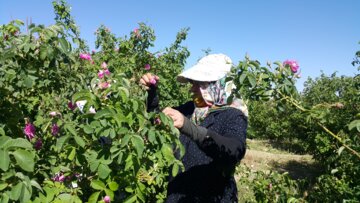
51, 123, 59, 136
101, 62, 107, 69
99, 82, 110, 89
150, 78, 157, 85
283, 60, 299, 73
133, 28, 140, 38
24, 123, 36, 140
34, 139, 42, 150
98, 70, 105, 79
52, 173, 66, 182
68, 101, 76, 110
104, 69, 111, 75
154, 117, 161, 125
58, 175, 65, 182
49, 111, 57, 117
103, 196, 111, 203
144, 64, 151, 71
79, 53, 92, 61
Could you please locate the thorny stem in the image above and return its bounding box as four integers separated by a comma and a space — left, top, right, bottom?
278, 91, 360, 160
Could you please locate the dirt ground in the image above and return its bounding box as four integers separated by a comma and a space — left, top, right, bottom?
241, 139, 321, 179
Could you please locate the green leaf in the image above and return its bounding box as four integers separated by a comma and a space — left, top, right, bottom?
44, 187, 55, 202
120, 134, 132, 148
74, 135, 85, 148
30, 179, 43, 192
118, 87, 129, 101
94, 108, 114, 120
0, 150, 10, 171
83, 125, 93, 134
98, 164, 111, 179
87, 191, 100, 203
24, 43, 31, 53
161, 144, 174, 162
132, 100, 139, 112
117, 151, 124, 164
64, 124, 77, 136
39, 46, 47, 60
0, 128, 5, 136
72, 91, 92, 103
148, 129, 156, 143
239, 72, 247, 84
2, 138, 33, 150
331, 168, 339, 174
10, 182, 22, 201
131, 135, 144, 157
0, 182, 8, 191
123, 194, 137, 203
90, 180, 106, 190
109, 129, 116, 139
159, 112, 169, 126
68, 147, 76, 161
89, 160, 100, 172
124, 154, 133, 171
348, 119, 360, 131
108, 181, 119, 191
58, 37, 69, 52
172, 162, 179, 177
274, 61, 283, 67
248, 74, 256, 88
23, 76, 34, 88
56, 135, 70, 151
337, 146, 345, 156
0, 136, 10, 148
0, 193, 10, 203
56, 194, 74, 202
10, 181, 31, 202
11, 149, 34, 172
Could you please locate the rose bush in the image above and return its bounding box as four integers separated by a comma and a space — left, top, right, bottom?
0, 1, 190, 202
229, 53, 360, 201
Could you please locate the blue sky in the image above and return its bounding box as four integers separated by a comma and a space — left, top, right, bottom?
1, 0, 359, 91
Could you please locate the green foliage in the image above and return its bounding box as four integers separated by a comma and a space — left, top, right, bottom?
300, 73, 360, 161
247, 100, 306, 141
236, 165, 307, 203
0, 1, 189, 202
230, 54, 360, 201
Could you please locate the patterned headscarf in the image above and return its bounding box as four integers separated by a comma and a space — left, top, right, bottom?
191, 77, 248, 125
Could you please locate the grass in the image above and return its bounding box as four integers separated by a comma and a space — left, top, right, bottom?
236, 139, 322, 202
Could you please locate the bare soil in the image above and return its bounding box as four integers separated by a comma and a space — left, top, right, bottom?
241, 139, 321, 180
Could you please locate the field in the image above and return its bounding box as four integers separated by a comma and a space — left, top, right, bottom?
236, 139, 322, 202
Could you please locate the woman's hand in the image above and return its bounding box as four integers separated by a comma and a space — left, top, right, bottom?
162, 107, 184, 128
139, 73, 159, 90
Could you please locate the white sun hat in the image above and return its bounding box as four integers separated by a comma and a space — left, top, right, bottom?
177, 53, 233, 83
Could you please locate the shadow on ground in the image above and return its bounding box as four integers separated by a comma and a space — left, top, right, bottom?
270, 159, 322, 180
268, 139, 308, 155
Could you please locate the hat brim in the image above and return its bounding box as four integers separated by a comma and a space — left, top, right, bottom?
177, 63, 230, 83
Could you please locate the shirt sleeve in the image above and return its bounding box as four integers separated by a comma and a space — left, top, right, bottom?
146, 85, 160, 112
180, 110, 247, 166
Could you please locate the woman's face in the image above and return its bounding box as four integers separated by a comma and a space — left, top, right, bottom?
189, 80, 209, 107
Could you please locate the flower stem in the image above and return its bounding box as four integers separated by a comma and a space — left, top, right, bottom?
278, 91, 360, 160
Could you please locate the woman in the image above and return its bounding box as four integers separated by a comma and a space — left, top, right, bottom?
140, 54, 248, 203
